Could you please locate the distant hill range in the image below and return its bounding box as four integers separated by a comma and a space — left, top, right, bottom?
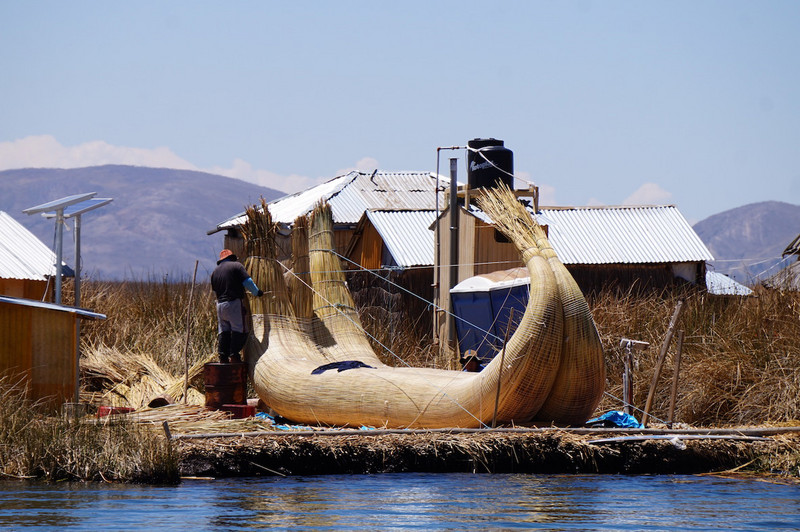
0, 165, 284, 280
693, 200, 800, 284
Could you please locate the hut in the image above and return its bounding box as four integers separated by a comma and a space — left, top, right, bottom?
0, 295, 105, 409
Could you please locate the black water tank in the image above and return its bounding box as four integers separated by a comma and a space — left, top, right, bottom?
467, 138, 514, 190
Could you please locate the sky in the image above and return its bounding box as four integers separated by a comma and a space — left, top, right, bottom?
1, 1, 798, 224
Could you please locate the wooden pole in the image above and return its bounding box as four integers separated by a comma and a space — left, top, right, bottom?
667, 330, 684, 428
492, 309, 514, 428
183, 260, 199, 404
641, 299, 684, 426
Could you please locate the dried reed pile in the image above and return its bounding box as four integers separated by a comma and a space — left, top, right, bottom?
115, 404, 276, 435
0, 375, 178, 483
242, 187, 603, 428
81, 344, 211, 408
78, 277, 217, 371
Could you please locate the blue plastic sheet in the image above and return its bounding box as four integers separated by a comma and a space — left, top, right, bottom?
585, 410, 644, 429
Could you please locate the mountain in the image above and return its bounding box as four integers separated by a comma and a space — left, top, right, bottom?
0, 165, 285, 280
3, 166, 796, 286
693, 201, 800, 283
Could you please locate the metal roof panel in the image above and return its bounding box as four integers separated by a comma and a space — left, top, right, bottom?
539, 205, 714, 265
216, 171, 451, 230
0, 295, 106, 319
366, 210, 437, 268
0, 211, 57, 281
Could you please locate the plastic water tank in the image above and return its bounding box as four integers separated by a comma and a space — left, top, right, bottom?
467, 138, 514, 190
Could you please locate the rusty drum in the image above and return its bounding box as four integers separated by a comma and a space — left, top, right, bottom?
204, 362, 247, 410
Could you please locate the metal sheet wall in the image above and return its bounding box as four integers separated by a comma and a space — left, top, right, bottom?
0, 301, 76, 408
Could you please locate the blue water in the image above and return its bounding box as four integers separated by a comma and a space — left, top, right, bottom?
1, 473, 799, 531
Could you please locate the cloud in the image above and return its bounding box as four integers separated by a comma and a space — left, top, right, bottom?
622, 183, 673, 205
586, 197, 605, 207
0, 135, 330, 194
205, 158, 318, 194
0, 135, 197, 171
336, 157, 380, 176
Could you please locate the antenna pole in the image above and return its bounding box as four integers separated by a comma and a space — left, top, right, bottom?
55, 208, 64, 304
448, 158, 459, 347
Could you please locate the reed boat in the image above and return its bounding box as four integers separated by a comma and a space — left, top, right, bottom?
242, 186, 605, 428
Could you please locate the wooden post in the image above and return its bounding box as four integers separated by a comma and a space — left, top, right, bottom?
667, 330, 684, 428
641, 299, 684, 426
183, 260, 199, 404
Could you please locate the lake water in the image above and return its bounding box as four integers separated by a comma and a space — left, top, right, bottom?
1, 473, 799, 531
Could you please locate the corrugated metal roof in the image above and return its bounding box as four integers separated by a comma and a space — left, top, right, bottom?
366, 210, 437, 268
539, 205, 714, 264
425, 203, 713, 267
705, 271, 753, 296
216, 171, 451, 230
0, 211, 57, 281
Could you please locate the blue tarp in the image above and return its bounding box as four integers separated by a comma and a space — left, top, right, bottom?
585, 411, 644, 429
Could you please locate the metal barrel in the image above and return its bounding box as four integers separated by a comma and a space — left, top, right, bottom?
204, 362, 247, 410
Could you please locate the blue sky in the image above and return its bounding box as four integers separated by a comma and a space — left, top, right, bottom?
1, 0, 798, 223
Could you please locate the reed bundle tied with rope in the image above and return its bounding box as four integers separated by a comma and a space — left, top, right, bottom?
288, 215, 313, 320
241, 187, 604, 428
477, 185, 606, 424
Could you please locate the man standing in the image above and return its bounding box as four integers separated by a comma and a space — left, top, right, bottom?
211, 249, 263, 363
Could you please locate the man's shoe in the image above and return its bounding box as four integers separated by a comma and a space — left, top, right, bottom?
219, 355, 230, 364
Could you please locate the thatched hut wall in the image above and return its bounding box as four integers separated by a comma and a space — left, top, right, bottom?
348, 267, 434, 338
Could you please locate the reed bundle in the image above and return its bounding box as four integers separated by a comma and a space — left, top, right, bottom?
288, 215, 313, 319
477, 185, 606, 424
242, 199, 293, 318
308, 202, 384, 365
119, 404, 276, 435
